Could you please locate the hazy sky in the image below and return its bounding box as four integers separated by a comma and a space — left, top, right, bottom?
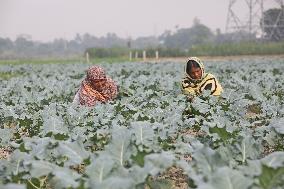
0, 0, 279, 42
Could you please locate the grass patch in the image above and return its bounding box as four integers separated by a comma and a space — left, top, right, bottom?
0, 57, 132, 65
189, 41, 284, 56
0, 72, 22, 80
0, 58, 82, 65
90, 57, 131, 64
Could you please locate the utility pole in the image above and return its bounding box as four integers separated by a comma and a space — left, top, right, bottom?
127, 37, 132, 61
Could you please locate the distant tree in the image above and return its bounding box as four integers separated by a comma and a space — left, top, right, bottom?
0, 37, 13, 51
36, 43, 52, 55
161, 20, 214, 49
161, 28, 191, 48
80, 33, 98, 48
193, 17, 201, 26
127, 37, 132, 49
215, 30, 256, 43
132, 36, 160, 48
188, 21, 214, 45
74, 33, 82, 44
68, 39, 83, 53
53, 38, 68, 52
261, 8, 284, 41
216, 28, 221, 36
103, 33, 126, 47
159, 30, 172, 44
14, 36, 34, 54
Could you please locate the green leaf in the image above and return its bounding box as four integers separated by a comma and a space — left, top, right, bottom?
192, 146, 226, 176
0, 184, 26, 189
86, 154, 115, 185
27, 160, 55, 177
49, 167, 81, 189
23, 137, 56, 160
269, 118, 284, 134
6, 150, 31, 175
191, 98, 211, 114
201, 167, 253, 189
262, 152, 284, 169
144, 151, 175, 176
258, 165, 284, 189
239, 160, 262, 177
98, 176, 135, 189
56, 140, 89, 166
209, 126, 236, 143
0, 128, 13, 145
129, 165, 153, 184
131, 121, 155, 147
147, 179, 174, 189
42, 115, 68, 135
131, 150, 149, 167
235, 136, 261, 163
104, 127, 132, 166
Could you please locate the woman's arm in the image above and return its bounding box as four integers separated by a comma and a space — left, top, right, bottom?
73, 90, 80, 104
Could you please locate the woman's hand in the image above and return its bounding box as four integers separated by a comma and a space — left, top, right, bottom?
187, 95, 194, 102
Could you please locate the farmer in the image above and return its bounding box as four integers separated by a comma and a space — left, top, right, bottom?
73, 65, 118, 106
181, 57, 223, 99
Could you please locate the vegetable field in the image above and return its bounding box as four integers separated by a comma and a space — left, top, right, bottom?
0, 58, 284, 189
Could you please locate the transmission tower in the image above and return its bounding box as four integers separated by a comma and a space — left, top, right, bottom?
226, 0, 284, 39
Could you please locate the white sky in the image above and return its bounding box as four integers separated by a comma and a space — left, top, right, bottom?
0, 0, 279, 42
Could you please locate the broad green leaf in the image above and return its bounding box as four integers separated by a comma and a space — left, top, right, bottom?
209, 126, 233, 142
56, 140, 89, 166
86, 154, 115, 185
0, 184, 26, 189
269, 118, 284, 134
131, 121, 155, 147
147, 179, 174, 189
6, 150, 31, 175
239, 160, 262, 177
144, 151, 175, 176
0, 128, 13, 145
26, 160, 55, 177
49, 167, 81, 189
23, 137, 56, 160
192, 98, 211, 114
42, 115, 68, 135
129, 165, 153, 184
262, 152, 284, 169
97, 176, 135, 189
201, 167, 253, 189
104, 127, 132, 166
235, 135, 261, 163
258, 165, 284, 189
192, 146, 226, 176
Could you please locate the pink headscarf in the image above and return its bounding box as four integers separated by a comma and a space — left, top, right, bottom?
78, 66, 118, 106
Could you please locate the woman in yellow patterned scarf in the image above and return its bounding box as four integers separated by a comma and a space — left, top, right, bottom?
181, 57, 223, 99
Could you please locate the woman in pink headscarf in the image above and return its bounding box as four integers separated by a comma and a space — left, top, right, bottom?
73, 66, 118, 106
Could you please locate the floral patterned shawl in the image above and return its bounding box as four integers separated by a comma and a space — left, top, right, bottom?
77, 66, 118, 106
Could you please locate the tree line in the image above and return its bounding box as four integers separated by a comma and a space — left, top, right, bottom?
0, 8, 283, 59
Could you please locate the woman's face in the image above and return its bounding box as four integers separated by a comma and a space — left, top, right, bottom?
92, 79, 107, 89
189, 66, 202, 79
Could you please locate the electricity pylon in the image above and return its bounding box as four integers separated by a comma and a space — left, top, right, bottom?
226, 0, 284, 40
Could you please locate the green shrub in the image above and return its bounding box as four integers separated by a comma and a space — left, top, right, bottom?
86, 47, 128, 58
189, 41, 284, 56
